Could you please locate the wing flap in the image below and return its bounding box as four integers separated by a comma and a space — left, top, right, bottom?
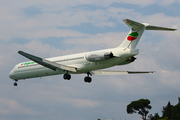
90, 70, 154, 75
42, 59, 77, 72
18, 51, 77, 72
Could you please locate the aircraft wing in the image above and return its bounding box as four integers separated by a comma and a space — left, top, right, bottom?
90, 70, 154, 75
18, 51, 77, 72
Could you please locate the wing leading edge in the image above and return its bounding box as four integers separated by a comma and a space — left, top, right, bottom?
18, 51, 77, 72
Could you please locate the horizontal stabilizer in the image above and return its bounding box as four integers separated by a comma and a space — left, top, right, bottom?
123, 19, 177, 31
90, 70, 154, 75
145, 25, 177, 31
18, 51, 77, 72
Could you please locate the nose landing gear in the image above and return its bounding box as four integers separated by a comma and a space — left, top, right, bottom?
14, 80, 18, 86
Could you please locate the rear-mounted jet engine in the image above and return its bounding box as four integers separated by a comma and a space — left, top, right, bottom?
85, 51, 114, 62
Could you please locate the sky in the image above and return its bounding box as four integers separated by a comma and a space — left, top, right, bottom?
0, 0, 180, 120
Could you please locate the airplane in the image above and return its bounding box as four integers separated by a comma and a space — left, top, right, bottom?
9, 19, 177, 86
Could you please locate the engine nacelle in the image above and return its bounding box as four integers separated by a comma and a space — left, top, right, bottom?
85, 51, 114, 62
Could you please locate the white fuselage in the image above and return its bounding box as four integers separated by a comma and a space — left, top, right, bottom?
9, 19, 176, 85
9, 47, 139, 80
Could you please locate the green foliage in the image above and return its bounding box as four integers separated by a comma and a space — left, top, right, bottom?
127, 99, 151, 120
162, 101, 173, 119
151, 97, 180, 120
158, 117, 169, 120
172, 97, 180, 120
149, 113, 160, 120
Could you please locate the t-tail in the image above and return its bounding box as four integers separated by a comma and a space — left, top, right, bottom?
118, 19, 177, 49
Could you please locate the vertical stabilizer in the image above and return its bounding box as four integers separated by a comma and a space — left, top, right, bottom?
118, 19, 177, 49
118, 19, 146, 49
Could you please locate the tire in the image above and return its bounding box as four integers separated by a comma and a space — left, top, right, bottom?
14, 83, 17, 86
84, 77, 92, 83
67, 74, 71, 80
84, 77, 88, 82
87, 77, 92, 83
63, 74, 67, 80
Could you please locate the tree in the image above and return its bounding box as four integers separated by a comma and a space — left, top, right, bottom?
150, 97, 180, 120
162, 101, 173, 120
127, 99, 152, 120
149, 113, 160, 120
172, 97, 180, 120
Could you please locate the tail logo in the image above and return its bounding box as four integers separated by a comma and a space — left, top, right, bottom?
127, 32, 139, 41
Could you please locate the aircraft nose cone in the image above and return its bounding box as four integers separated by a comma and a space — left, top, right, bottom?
9, 70, 15, 79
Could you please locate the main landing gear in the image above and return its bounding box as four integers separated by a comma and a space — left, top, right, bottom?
63, 72, 92, 83
63, 74, 71, 80
63, 71, 71, 80
84, 72, 92, 83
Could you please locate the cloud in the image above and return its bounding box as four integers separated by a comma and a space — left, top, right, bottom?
65, 98, 101, 108
1, 0, 180, 41
64, 32, 127, 49
140, 13, 180, 27
0, 97, 40, 116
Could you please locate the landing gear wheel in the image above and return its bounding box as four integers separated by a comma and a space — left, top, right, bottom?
87, 77, 92, 83
84, 77, 88, 82
14, 82, 17, 86
84, 72, 92, 83
84, 76, 92, 83
67, 74, 71, 80
63, 74, 71, 80
63, 74, 67, 79
13, 80, 18, 86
